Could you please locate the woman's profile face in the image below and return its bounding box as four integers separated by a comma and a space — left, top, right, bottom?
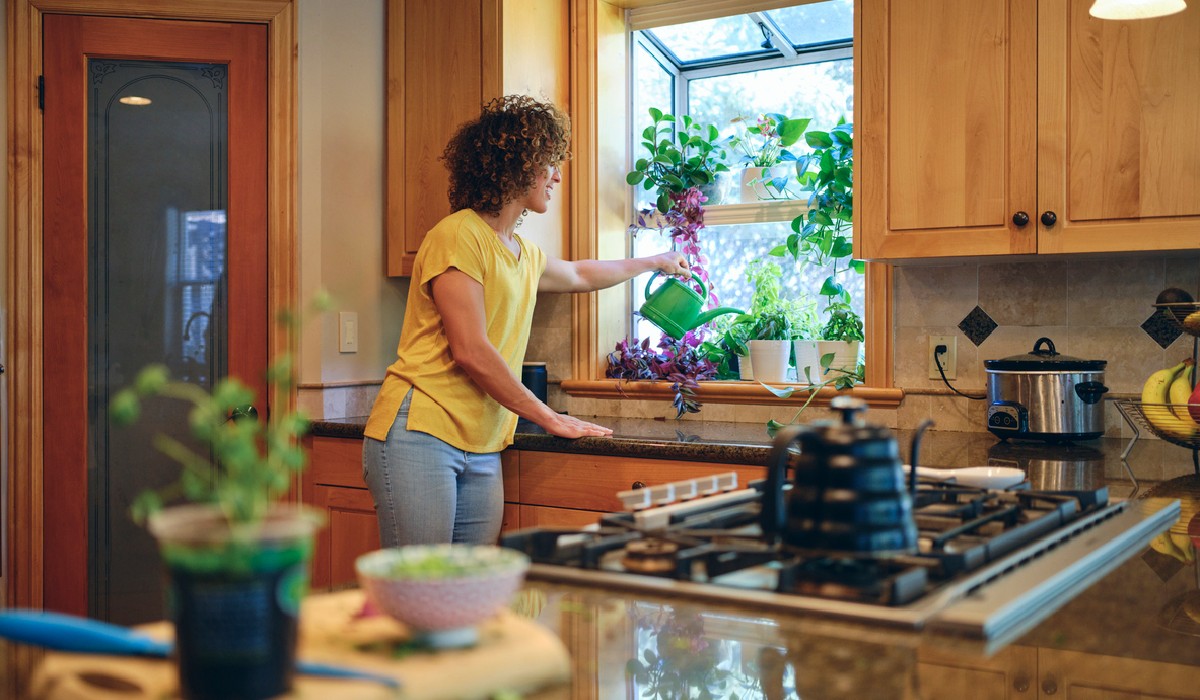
520, 162, 562, 215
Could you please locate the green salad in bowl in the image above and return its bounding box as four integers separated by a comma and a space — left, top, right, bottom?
356, 544, 530, 648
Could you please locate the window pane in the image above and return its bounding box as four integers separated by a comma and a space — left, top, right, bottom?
630, 222, 865, 342
765, 0, 854, 48
645, 15, 767, 64
632, 40, 675, 135
688, 58, 853, 137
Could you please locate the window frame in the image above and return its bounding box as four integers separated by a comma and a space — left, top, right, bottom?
561, 0, 900, 410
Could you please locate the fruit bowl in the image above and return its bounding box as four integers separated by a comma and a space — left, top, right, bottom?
1154, 302, 1200, 337
1116, 400, 1200, 450
355, 544, 530, 648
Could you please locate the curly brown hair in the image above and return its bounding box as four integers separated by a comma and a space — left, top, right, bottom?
442, 95, 572, 215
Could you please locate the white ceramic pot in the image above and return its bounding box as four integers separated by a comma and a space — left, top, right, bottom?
816, 340, 861, 375
737, 352, 754, 381
749, 340, 791, 384
793, 340, 822, 383
735, 165, 791, 203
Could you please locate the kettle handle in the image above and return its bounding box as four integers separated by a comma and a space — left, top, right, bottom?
762, 424, 805, 545
907, 419, 935, 494
644, 270, 706, 301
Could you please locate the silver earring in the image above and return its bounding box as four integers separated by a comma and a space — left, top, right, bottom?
515, 208, 528, 230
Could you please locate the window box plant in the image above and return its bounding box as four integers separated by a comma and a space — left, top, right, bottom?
723, 113, 809, 203
109, 298, 329, 700
627, 107, 730, 214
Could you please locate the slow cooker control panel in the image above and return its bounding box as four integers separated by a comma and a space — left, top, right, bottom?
987, 402, 1027, 432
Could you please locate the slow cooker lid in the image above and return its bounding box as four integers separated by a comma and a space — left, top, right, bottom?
984, 337, 1107, 371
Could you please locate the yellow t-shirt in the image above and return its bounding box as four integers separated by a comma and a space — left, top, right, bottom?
364, 209, 547, 452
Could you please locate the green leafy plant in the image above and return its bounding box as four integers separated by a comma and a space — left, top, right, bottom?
627, 107, 729, 214
724, 113, 809, 168
110, 293, 332, 525
773, 121, 864, 347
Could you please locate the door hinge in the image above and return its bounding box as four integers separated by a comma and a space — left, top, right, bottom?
37, 75, 44, 111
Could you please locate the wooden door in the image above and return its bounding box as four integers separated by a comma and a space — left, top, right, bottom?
856, 0, 1038, 260
42, 14, 268, 618
916, 645, 1038, 699
1037, 0, 1200, 254
1037, 648, 1200, 699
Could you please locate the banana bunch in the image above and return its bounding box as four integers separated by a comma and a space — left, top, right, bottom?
1140, 359, 1200, 440
1150, 531, 1196, 563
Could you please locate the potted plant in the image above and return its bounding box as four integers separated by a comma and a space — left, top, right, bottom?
748, 308, 793, 384
606, 333, 718, 418
779, 121, 864, 378
109, 297, 329, 700
723, 113, 809, 202
627, 107, 730, 213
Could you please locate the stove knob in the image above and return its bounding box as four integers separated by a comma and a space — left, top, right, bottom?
1041, 674, 1058, 695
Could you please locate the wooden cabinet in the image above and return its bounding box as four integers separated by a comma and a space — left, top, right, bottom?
302, 435, 761, 586
917, 645, 1200, 699
917, 645, 1039, 699
856, 0, 1200, 261
384, 0, 569, 276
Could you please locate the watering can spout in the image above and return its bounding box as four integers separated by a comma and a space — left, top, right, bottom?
694, 307, 744, 328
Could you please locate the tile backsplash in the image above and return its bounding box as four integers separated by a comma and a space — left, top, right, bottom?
562, 252, 1200, 436
318, 252, 1199, 441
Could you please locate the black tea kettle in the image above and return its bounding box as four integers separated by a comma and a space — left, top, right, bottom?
763, 396, 933, 558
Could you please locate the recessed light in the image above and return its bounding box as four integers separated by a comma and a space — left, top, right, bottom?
118, 96, 152, 106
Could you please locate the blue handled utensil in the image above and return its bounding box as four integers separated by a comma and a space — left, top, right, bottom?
0, 609, 401, 690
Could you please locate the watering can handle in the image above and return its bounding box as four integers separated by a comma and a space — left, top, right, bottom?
645, 270, 706, 301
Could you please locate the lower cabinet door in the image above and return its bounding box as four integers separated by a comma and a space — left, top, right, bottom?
310, 484, 380, 590
915, 645, 1037, 699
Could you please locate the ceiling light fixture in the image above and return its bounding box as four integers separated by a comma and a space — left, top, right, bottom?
1088, 0, 1187, 19
118, 95, 152, 106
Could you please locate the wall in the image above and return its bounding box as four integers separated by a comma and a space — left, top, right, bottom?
296, 0, 408, 419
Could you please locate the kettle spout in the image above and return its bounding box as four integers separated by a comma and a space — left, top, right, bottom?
692, 306, 745, 329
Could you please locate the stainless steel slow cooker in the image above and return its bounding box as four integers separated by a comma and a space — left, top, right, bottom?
984, 337, 1108, 442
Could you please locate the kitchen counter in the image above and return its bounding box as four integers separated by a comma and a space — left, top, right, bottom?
308, 414, 1200, 698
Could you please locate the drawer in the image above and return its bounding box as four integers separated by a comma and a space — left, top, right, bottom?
517, 451, 765, 513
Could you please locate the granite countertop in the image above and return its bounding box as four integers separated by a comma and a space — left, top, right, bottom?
313, 415, 1200, 696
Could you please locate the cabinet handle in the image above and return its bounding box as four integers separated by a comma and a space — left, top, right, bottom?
1013, 673, 1030, 693
1041, 674, 1058, 695
1040, 210, 1057, 227
1012, 211, 1030, 227
632, 481, 646, 489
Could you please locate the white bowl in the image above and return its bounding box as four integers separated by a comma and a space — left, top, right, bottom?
356, 544, 530, 647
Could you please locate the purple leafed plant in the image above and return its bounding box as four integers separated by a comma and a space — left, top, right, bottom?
606, 332, 717, 418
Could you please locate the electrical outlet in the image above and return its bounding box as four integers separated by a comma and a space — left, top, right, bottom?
339, 311, 358, 353
928, 335, 957, 380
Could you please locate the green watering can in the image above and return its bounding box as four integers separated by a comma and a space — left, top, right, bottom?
639, 271, 744, 340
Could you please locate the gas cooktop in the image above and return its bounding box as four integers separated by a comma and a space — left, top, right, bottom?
501, 473, 1179, 644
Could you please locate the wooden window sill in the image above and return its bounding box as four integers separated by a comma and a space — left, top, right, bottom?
560, 379, 904, 409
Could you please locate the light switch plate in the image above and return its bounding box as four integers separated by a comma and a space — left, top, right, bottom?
339, 311, 358, 353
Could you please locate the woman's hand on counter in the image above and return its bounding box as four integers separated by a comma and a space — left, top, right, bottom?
539, 413, 614, 439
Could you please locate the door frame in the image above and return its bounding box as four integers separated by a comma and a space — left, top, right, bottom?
5, 0, 298, 611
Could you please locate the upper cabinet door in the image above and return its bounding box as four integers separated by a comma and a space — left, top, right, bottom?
1037, 0, 1200, 254
856, 0, 1038, 260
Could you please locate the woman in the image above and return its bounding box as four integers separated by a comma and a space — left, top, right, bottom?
363, 95, 689, 547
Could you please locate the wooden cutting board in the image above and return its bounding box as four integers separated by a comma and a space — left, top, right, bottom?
28, 589, 571, 699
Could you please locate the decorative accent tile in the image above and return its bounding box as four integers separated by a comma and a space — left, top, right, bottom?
1141, 310, 1183, 349
958, 306, 998, 347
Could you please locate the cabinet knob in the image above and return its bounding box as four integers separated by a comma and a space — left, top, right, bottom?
1013, 673, 1030, 693
1041, 674, 1058, 695
632, 481, 646, 489
1040, 210, 1057, 227
1012, 211, 1030, 227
